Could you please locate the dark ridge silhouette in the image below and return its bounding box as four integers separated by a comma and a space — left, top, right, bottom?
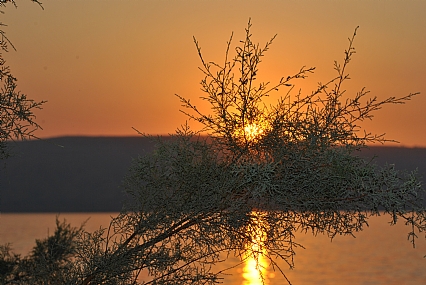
0, 136, 159, 212
0, 136, 425, 212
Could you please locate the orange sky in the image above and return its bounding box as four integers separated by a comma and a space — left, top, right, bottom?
2, 0, 426, 147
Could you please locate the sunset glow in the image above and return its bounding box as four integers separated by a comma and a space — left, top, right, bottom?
233, 122, 268, 143
244, 123, 264, 141
2, 1, 425, 146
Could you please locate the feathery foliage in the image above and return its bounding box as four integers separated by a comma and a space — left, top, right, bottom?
0, 0, 45, 159
0, 218, 84, 284
1, 20, 425, 285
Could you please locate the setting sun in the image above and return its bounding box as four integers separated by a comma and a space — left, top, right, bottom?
234, 122, 268, 142
244, 123, 264, 141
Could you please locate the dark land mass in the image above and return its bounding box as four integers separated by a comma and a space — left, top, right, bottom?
0, 136, 425, 213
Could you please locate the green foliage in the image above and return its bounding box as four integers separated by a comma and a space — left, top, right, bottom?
2, 20, 425, 285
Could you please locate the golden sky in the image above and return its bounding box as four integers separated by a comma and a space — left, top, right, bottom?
2, 0, 426, 147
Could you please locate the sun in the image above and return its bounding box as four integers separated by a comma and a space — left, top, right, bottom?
233, 120, 269, 144
244, 123, 264, 141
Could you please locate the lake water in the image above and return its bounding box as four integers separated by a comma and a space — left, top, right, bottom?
0, 213, 425, 284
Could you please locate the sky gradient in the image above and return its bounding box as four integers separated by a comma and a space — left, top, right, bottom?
2, 0, 426, 146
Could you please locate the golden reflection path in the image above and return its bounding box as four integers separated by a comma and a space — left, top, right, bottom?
242, 211, 275, 285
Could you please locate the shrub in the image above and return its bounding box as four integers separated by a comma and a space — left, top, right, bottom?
2, 20, 424, 285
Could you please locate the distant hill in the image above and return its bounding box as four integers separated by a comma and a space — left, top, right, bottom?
0, 136, 159, 212
1, 137, 425, 213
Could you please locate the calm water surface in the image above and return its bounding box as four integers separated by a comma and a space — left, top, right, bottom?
0, 213, 425, 285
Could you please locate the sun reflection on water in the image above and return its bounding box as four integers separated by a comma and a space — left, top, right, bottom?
242, 211, 273, 285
